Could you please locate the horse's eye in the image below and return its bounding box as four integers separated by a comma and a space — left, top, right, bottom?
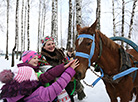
87, 43, 91, 46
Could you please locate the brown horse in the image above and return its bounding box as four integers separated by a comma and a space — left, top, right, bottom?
75, 20, 138, 102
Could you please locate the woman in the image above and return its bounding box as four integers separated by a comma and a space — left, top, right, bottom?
39, 36, 86, 101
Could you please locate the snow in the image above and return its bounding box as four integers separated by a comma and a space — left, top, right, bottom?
0, 56, 136, 102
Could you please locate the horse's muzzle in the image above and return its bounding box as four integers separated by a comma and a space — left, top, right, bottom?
75, 71, 82, 80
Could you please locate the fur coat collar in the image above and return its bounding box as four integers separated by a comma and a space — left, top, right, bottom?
41, 48, 65, 66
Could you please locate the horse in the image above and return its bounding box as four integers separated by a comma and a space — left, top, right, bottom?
75, 19, 138, 102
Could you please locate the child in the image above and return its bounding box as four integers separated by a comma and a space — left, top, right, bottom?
0, 50, 79, 102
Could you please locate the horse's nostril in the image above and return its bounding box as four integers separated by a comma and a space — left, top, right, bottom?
75, 71, 81, 80
78, 72, 81, 77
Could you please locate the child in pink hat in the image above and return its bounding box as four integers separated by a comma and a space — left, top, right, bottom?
0, 50, 80, 102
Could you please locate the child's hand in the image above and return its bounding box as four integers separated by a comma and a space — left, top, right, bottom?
70, 59, 80, 69
64, 60, 74, 69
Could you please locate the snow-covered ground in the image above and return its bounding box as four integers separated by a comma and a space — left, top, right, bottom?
0, 56, 136, 102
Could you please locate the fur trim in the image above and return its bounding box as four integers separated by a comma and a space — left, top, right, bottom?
0, 80, 39, 99
41, 48, 65, 66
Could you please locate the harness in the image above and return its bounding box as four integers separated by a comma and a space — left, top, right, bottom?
76, 33, 138, 87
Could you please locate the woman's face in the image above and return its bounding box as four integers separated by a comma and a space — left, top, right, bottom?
43, 40, 55, 52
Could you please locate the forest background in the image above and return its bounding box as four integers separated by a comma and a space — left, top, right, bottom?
0, 0, 138, 66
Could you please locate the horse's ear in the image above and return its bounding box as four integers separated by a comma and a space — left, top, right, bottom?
90, 19, 97, 30
77, 24, 81, 32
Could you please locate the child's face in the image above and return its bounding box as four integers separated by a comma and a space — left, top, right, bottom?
67, 51, 74, 57
28, 56, 38, 66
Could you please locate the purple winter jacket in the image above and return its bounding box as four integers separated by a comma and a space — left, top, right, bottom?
3, 67, 75, 102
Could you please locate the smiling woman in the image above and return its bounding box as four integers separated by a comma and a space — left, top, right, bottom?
38, 35, 86, 101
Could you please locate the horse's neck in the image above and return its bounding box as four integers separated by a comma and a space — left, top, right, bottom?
97, 33, 121, 75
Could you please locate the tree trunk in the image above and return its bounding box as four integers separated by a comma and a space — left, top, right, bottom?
121, 0, 125, 47
5, 0, 9, 60
37, 0, 41, 53
42, 1, 46, 37
66, 0, 72, 50
75, 0, 82, 38
27, 0, 30, 50
51, 0, 55, 37
11, 0, 19, 66
72, 5, 75, 48
112, 0, 116, 37
96, 0, 101, 30
15, 0, 19, 59
54, 0, 58, 45
126, 0, 137, 49
20, 0, 24, 60
23, 4, 27, 51
11, 45, 16, 67
60, 0, 62, 47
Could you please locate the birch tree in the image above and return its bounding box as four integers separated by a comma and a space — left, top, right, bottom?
66, 0, 73, 50
20, 0, 24, 60
51, 0, 54, 38
75, 0, 82, 39
72, 4, 76, 48
121, 0, 125, 47
23, 4, 27, 51
5, 0, 9, 60
37, 0, 41, 53
27, 0, 30, 50
76, 0, 82, 26
112, 0, 116, 37
51, 0, 58, 45
60, 0, 63, 47
96, 0, 101, 30
11, 0, 19, 67
16, 0, 19, 59
126, 0, 137, 49
54, 0, 58, 45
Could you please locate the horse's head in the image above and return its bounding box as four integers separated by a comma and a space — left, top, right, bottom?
75, 19, 99, 79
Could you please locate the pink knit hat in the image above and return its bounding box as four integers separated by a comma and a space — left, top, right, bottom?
22, 50, 38, 63
13, 67, 38, 83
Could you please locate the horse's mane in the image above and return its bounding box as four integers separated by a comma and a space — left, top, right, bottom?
96, 30, 120, 52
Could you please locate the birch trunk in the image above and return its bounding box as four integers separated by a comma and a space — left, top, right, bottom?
126, 0, 137, 49
112, 0, 116, 37
96, 0, 101, 30
5, 0, 9, 60
54, 0, 58, 45
11, 0, 19, 67
67, 0, 72, 50
121, 0, 125, 47
20, 0, 24, 60
37, 0, 41, 53
51, 0, 54, 37
75, 0, 82, 38
27, 0, 30, 50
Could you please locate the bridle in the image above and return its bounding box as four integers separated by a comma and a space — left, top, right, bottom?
75, 33, 104, 87
75, 34, 95, 67
75, 33, 138, 87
